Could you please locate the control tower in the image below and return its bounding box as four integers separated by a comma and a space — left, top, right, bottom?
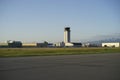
64, 27, 71, 43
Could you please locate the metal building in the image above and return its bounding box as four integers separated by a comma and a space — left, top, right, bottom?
102, 42, 120, 47
7, 40, 22, 48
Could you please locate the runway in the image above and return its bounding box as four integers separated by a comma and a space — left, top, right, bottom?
0, 53, 120, 80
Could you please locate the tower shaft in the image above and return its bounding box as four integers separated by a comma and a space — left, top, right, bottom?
64, 27, 70, 43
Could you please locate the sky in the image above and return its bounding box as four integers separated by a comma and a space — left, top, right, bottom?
0, 0, 120, 43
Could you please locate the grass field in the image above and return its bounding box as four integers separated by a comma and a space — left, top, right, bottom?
0, 47, 120, 57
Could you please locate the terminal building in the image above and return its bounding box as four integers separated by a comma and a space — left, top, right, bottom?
0, 27, 82, 48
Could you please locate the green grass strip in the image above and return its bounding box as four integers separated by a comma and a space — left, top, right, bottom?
0, 47, 120, 57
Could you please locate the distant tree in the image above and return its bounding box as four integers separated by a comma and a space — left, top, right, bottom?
104, 45, 107, 47
44, 41, 48, 45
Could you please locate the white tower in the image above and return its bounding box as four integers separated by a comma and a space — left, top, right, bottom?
64, 27, 71, 43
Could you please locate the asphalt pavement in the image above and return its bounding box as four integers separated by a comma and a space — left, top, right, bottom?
0, 53, 120, 80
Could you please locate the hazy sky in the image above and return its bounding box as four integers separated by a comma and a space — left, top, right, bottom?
0, 0, 120, 42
